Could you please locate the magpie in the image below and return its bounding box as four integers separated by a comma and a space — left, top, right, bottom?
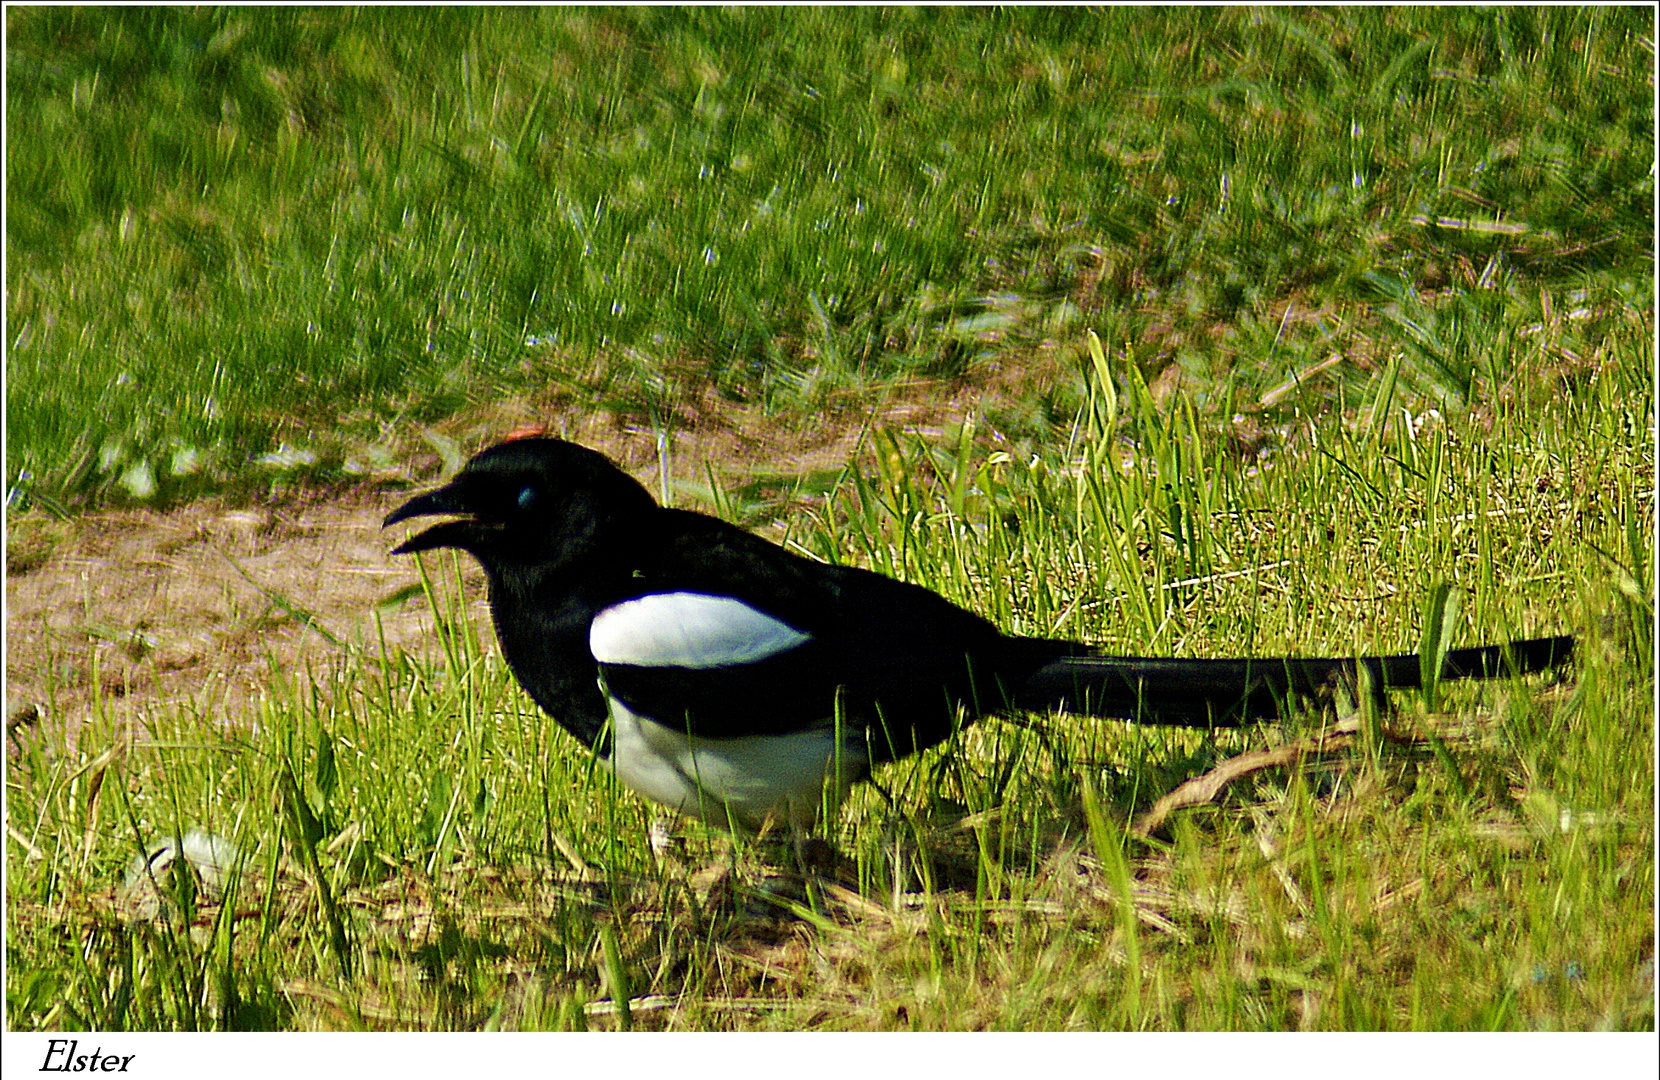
384, 436, 1573, 832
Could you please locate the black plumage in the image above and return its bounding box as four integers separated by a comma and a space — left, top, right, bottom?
385, 436, 1573, 829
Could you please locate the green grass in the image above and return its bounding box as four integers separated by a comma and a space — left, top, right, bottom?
7, 367, 1652, 1030
5, 6, 1653, 1031
6, 6, 1652, 507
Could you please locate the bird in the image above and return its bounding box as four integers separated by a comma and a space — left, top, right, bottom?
384, 435, 1573, 833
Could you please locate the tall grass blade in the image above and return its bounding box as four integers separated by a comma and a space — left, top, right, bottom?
1418, 579, 1462, 712
1080, 773, 1141, 1026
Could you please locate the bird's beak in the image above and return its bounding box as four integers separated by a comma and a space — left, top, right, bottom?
384, 485, 477, 555
383, 486, 464, 528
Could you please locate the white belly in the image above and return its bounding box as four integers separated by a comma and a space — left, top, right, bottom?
603, 696, 867, 832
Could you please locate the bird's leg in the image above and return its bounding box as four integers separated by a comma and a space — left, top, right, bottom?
681, 822, 740, 909
778, 822, 843, 920
789, 824, 839, 879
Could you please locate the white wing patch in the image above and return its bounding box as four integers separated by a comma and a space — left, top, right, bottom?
589, 592, 811, 669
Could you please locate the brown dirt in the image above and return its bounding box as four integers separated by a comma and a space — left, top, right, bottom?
5, 496, 456, 743
5, 362, 1075, 742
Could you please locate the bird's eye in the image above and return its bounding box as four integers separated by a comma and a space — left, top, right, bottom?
517, 485, 538, 510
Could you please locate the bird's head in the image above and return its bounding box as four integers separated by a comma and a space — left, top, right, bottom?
383, 437, 657, 574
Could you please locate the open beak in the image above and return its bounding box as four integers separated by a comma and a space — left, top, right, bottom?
384, 485, 479, 555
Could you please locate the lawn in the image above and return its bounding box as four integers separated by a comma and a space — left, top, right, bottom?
4, 7, 1653, 1031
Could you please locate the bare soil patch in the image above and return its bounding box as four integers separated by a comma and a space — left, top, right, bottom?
6, 363, 1073, 742
5, 496, 459, 744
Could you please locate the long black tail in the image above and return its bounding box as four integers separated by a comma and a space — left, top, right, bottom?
1011, 635, 1574, 726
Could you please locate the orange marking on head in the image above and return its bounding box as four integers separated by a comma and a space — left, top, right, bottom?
502, 425, 549, 442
